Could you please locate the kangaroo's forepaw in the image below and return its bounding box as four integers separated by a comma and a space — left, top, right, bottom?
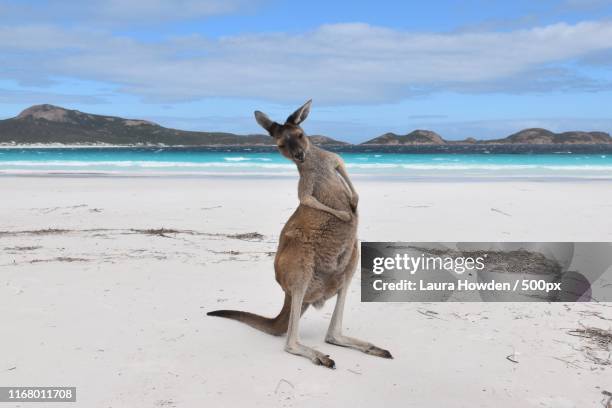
335, 211, 352, 222
365, 345, 393, 359
313, 354, 336, 369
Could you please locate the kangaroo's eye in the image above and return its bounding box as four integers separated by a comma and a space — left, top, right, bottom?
298, 134, 303, 138
278, 144, 285, 148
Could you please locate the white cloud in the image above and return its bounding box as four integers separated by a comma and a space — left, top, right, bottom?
0, 0, 251, 24
1, 21, 612, 104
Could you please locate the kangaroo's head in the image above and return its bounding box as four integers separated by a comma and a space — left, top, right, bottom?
254, 100, 312, 164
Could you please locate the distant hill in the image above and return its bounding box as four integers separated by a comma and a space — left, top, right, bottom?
0, 104, 347, 146
305, 135, 349, 146
457, 137, 477, 144
362, 130, 445, 145
1, 105, 611, 146
486, 128, 612, 145
361, 128, 611, 145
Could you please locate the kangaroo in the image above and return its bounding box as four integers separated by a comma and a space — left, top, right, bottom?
207, 100, 392, 368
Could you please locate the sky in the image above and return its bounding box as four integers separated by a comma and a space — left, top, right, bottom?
1, 0, 612, 142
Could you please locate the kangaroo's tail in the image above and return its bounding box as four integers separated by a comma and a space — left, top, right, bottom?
207, 293, 295, 336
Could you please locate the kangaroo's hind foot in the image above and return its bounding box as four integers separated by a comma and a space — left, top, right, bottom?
325, 270, 393, 359
325, 333, 392, 359
285, 343, 336, 368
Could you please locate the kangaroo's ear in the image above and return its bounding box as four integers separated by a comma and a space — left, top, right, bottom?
254, 111, 279, 136
286, 99, 312, 126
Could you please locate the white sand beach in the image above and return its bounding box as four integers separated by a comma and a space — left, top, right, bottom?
1, 176, 611, 408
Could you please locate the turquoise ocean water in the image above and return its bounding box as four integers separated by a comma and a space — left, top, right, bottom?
0, 146, 611, 179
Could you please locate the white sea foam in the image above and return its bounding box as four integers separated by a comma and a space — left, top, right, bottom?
223, 156, 272, 162
0, 160, 295, 169
0, 169, 298, 177
224, 157, 251, 161
1, 160, 612, 172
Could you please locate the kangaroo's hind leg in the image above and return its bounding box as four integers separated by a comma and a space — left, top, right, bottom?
284, 282, 336, 368
325, 242, 393, 359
